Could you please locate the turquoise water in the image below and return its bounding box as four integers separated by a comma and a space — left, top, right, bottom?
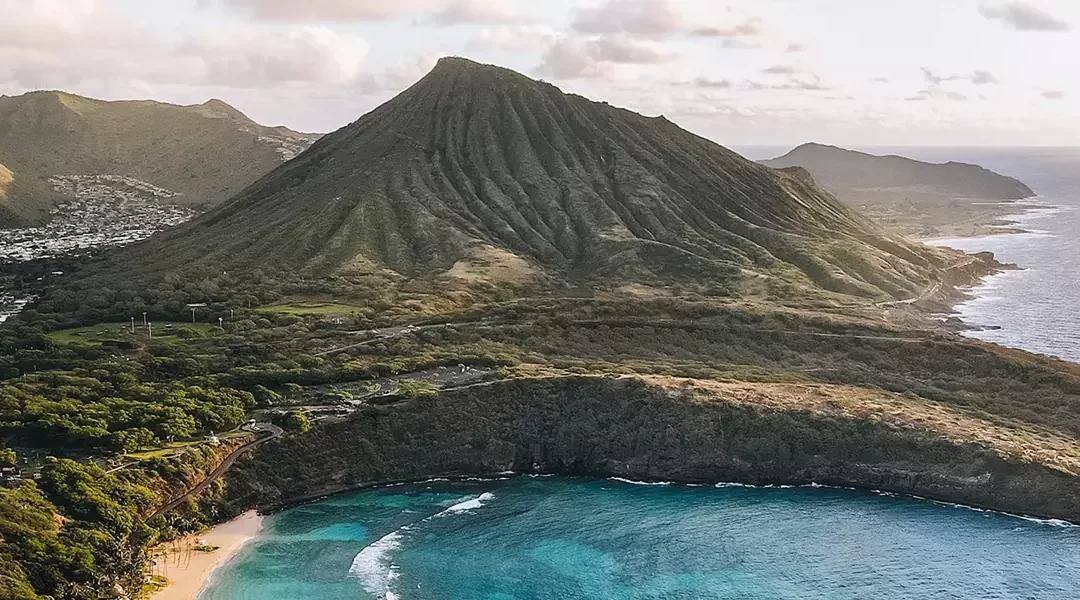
200, 477, 1080, 599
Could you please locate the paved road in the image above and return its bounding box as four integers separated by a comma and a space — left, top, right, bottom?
148, 423, 283, 519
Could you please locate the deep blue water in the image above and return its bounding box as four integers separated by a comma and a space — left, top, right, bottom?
200, 477, 1080, 599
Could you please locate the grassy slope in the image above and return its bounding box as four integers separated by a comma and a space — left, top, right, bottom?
762, 143, 1037, 238
0, 91, 319, 226
112, 58, 960, 303
763, 143, 1034, 199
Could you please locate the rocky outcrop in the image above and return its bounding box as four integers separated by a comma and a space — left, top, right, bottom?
228, 377, 1080, 522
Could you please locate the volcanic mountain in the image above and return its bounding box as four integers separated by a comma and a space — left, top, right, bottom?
119, 58, 964, 300
0, 91, 320, 227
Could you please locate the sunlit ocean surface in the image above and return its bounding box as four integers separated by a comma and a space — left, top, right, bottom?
200, 477, 1080, 600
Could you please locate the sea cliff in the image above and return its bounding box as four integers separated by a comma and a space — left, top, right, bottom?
226, 376, 1080, 522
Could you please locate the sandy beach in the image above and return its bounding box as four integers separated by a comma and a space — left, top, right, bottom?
148, 511, 263, 600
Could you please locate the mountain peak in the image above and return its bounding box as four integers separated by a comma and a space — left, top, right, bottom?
194, 98, 251, 122
118, 59, 953, 300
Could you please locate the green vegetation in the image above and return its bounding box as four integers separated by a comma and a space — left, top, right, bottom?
47, 322, 217, 346
0, 91, 318, 227
259, 300, 371, 317
1, 59, 1078, 600
272, 411, 310, 434
86, 58, 963, 305
397, 379, 439, 398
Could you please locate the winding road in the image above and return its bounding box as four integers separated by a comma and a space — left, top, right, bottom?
149, 422, 283, 519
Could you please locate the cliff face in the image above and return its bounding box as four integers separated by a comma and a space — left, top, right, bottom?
228, 377, 1080, 522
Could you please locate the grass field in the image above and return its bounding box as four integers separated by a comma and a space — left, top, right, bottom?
126, 431, 251, 460
47, 322, 218, 346
259, 300, 370, 316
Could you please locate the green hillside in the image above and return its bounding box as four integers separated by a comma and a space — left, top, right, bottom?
115, 58, 959, 301
0, 91, 320, 227
762, 143, 1037, 238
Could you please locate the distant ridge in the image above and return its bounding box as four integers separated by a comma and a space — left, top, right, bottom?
111, 57, 961, 300
762, 143, 1034, 200
0, 91, 321, 227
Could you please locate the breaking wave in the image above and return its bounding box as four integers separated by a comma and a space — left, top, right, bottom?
348, 492, 496, 598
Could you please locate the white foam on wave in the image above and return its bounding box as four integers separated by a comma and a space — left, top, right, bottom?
437, 492, 496, 515
712, 481, 1076, 528
349, 530, 404, 600
609, 477, 673, 486
348, 492, 496, 597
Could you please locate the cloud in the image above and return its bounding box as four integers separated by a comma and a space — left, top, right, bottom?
424, 0, 528, 25
0, 0, 151, 52
922, 68, 964, 84
922, 67, 999, 85
1042, 90, 1065, 99
873, 77, 890, 83
215, 0, 526, 24
535, 37, 612, 80
691, 77, 734, 89
468, 25, 559, 53
785, 43, 807, 53
213, 0, 438, 20
587, 37, 676, 64
180, 25, 369, 87
979, 1, 1072, 31
763, 65, 798, 75
747, 74, 829, 91
692, 17, 764, 38
971, 69, 998, 85
534, 33, 676, 79
377, 51, 446, 89
572, 0, 686, 37
906, 88, 970, 102
571, 0, 763, 43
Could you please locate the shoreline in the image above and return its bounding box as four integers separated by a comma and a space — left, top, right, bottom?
260, 471, 1080, 528
920, 198, 1062, 245
148, 511, 263, 600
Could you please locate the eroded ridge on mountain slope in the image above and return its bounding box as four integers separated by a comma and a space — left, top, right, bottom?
126, 58, 965, 301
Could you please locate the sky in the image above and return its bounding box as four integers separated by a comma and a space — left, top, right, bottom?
0, 0, 1077, 147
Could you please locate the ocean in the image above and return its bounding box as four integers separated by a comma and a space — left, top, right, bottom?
200, 477, 1080, 599
885, 147, 1080, 364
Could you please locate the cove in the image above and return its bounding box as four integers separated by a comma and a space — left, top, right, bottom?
200, 477, 1080, 599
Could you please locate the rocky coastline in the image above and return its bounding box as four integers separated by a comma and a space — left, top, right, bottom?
227, 377, 1080, 524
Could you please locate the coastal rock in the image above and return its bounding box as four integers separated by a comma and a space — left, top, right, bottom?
229, 377, 1080, 523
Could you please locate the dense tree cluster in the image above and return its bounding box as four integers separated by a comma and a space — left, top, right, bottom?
0, 460, 156, 600
0, 372, 254, 454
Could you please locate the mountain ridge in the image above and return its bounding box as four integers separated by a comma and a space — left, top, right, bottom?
0, 90, 321, 228
766, 142, 1034, 199
761, 143, 1036, 237
111, 57, 960, 301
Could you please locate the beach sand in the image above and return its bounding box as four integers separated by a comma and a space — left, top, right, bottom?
148, 511, 263, 600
